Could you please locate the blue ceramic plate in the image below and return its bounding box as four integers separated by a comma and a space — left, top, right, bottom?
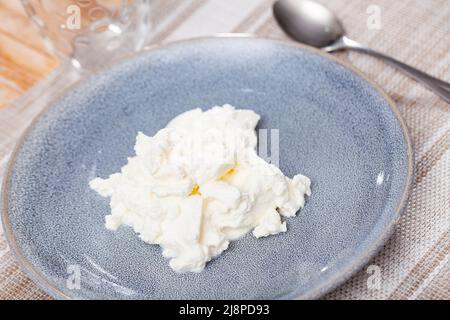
2, 36, 413, 299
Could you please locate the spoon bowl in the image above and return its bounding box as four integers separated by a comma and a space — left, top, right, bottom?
273, 0, 344, 48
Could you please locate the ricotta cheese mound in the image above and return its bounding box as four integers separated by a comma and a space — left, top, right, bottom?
90, 105, 311, 273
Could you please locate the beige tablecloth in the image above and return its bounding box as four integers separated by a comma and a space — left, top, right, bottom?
0, 0, 449, 300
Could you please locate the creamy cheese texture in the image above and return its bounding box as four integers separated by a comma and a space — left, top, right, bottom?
90, 105, 311, 273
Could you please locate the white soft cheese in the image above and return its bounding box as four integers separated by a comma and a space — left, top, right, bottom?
90, 105, 311, 273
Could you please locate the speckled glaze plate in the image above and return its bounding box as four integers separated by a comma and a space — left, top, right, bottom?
2, 36, 413, 300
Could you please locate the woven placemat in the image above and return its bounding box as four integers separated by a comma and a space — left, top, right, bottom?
1, 0, 449, 300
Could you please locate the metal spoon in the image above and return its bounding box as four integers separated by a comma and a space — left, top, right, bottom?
273, 0, 450, 103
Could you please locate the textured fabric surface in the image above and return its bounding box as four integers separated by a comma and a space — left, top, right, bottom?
0, 0, 449, 300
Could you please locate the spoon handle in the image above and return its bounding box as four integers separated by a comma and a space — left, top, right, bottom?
326, 36, 450, 103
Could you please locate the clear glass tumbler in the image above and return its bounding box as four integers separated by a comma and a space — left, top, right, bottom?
21, 0, 153, 71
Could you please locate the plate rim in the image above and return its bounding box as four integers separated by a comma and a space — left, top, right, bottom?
1, 34, 414, 300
